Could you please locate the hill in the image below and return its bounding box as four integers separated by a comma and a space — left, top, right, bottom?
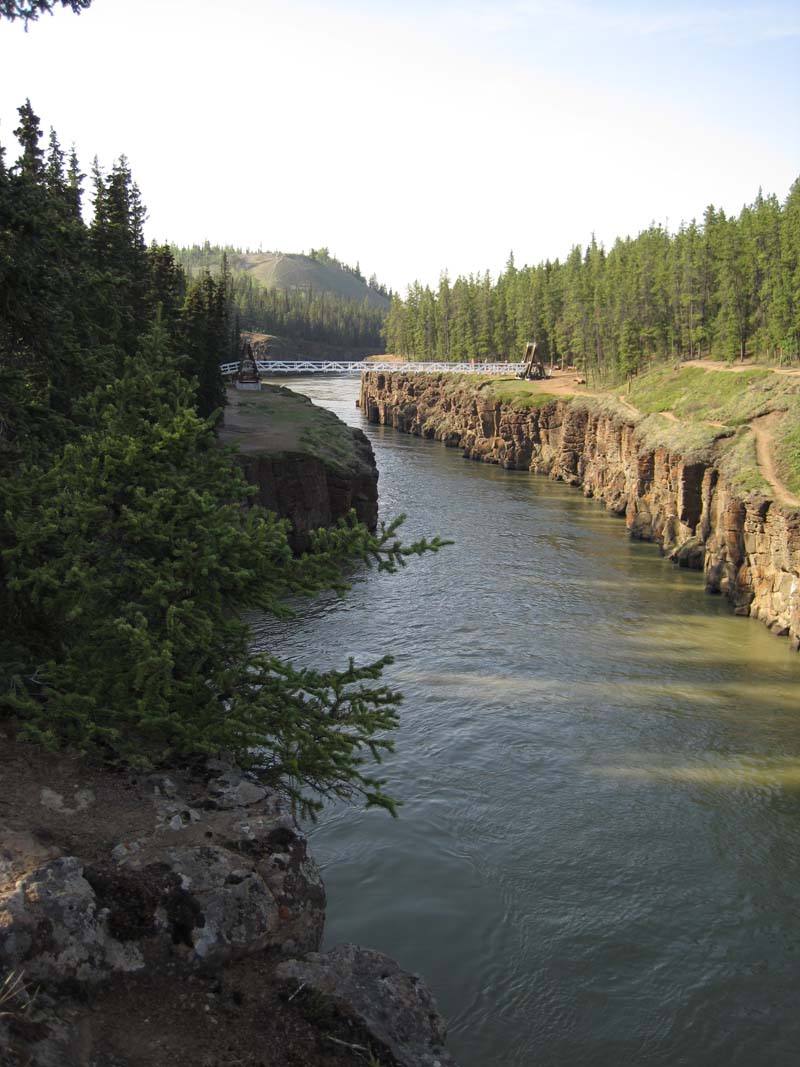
176, 246, 391, 312
234, 251, 391, 311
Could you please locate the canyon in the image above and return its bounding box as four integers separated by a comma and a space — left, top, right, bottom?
360, 371, 800, 650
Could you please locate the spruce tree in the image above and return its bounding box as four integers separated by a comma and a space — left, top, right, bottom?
0, 0, 91, 21
2, 319, 444, 813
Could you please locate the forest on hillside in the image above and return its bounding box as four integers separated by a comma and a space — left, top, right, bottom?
387, 182, 800, 379
175, 243, 388, 351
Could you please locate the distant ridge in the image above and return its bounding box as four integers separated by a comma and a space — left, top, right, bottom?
176, 247, 391, 312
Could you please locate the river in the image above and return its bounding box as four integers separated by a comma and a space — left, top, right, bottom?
251, 376, 800, 1067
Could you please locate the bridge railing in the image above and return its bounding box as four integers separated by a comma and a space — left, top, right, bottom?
220, 360, 524, 377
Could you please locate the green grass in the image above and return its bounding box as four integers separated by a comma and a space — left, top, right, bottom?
633, 414, 728, 457
771, 399, 800, 497
594, 364, 800, 494
717, 429, 773, 496
225, 385, 364, 474
478, 377, 564, 409
627, 364, 790, 424
300, 419, 360, 471
577, 394, 642, 422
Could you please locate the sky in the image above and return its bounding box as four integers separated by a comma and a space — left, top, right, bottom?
1, 0, 798, 291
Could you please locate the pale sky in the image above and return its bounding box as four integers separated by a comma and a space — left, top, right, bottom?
1, 0, 798, 291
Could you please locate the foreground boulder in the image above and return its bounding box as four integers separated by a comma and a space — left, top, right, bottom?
0, 741, 458, 1066
277, 944, 457, 1067
0, 765, 324, 991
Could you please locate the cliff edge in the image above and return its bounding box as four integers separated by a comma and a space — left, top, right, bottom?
221, 384, 378, 551
0, 730, 456, 1067
360, 368, 800, 649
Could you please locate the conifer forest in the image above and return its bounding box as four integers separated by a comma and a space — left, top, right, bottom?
387, 183, 800, 376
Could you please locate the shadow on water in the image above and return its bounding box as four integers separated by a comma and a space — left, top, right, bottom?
255, 377, 800, 1067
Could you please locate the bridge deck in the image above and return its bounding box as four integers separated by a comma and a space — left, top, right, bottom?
220, 360, 523, 376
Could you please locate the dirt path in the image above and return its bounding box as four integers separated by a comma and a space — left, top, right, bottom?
750, 412, 800, 508
657, 409, 727, 429
684, 358, 800, 378
617, 394, 640, 416
532, 369, 597, 398
499, 369, 798, 508
657, 405, 796, 505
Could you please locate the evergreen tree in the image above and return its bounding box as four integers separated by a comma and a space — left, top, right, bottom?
2, 320, 443, 812
1, 107, 445, 817
178, 270, 228, 419
0, 0, 91, 21
385, 180, 799, 373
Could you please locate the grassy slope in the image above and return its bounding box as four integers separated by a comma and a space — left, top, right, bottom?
627, 365, 780, 423
447, 364, 800, 500
477, 378, 561, 410
190, 250, 390, 311
626, 365, 800, 497
772, 414, 800, 497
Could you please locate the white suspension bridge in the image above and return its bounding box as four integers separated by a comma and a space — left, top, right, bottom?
220, 360, 523, 377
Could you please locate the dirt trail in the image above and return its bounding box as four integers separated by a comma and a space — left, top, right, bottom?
617, 394, 640, 416
498, 370, 798, 508
750, 412, 800, 508
527, 368, 597, 398
684, 358, 800, 378
657, 409, 727, 428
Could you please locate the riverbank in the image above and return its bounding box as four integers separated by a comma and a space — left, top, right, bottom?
221, 384, 378, 551
0, 731, 457, 1067
1, 386, 456, 1067
360, 365, 800, 649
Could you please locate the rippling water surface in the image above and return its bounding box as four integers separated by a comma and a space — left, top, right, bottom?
251, 377, 800, 1067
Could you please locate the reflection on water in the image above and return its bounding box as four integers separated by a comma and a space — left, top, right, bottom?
594, 758, 800, 789
253, 377, 800, 1067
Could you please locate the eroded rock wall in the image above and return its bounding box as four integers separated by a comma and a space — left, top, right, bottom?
360, 372, 800, 649
237, 426, 378, 552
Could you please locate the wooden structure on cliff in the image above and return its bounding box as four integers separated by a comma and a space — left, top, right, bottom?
517, 342, 549, 380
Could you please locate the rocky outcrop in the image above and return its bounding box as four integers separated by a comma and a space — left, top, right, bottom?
276, 945, 457, 1067
238, 426, 378, 552
0, 765, 325, 989
221, 384, 379, 552
0, 746, 456, 1066
360, 372, 800, 649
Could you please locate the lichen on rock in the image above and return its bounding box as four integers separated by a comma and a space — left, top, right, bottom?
0, 746, 457, 1066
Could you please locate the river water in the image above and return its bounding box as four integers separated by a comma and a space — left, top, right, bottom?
251, 377, 800, 1067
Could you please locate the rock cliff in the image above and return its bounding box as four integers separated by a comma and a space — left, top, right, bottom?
221, 385, 378, 552
235, 431, 378, 553
0, 734, 456, 1067
360, 372, 800, 649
